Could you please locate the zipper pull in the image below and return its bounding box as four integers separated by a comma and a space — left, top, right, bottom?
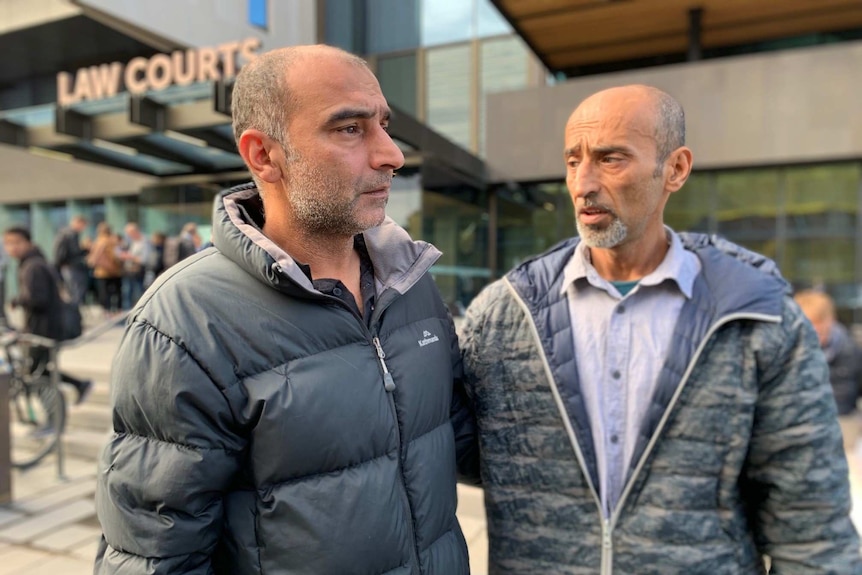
372, 336, 396, 391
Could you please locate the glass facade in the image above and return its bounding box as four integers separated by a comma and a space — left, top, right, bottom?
426, 44, 473, 149
665, 162, 862, 321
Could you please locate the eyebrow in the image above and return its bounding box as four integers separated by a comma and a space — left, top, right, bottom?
325, 107, 392, 125
564, 145, 630, 157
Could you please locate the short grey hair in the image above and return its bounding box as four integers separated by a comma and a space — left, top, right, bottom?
231, 45, 370, 152
653, 89, 686, 171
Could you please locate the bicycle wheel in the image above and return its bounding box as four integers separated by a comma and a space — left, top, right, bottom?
8, 377, 66, 470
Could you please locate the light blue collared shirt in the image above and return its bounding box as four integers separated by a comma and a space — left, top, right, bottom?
560, 229, 702, 517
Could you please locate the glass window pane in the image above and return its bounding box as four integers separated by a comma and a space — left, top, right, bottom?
479, 36, 530, 156
421, 0, 474, 46
715, 169, 779, 242
784, 163, 860, 239
426, 44, 473, 150
477, 0, 512, 37
666, 172, 712, 232
367, 0, 420, 54
784, 238, 856, 285
422, 190, 489, 312
377, 54, 418, 117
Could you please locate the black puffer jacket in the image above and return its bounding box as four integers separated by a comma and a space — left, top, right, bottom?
94, 185, 477, 574
14, 247, 63, 340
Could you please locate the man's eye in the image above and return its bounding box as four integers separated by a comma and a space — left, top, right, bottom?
340, 125, 360, 134
566, 160, 579, 168
381, 123, 390, 133
602, 156, 622, 163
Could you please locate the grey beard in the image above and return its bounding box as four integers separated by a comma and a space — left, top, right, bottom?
576, 216, 628, 248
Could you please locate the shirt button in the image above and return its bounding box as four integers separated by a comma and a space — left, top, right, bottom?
616, 305, 625, 314
611, 370, 621, 379
610, 434, 619, 444
332, 287, 343, 296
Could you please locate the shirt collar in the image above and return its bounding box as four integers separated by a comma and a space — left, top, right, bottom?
560, 227, 700, 299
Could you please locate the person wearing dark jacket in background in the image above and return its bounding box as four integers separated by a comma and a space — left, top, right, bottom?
52, 215, 89, 306
796, 289, 862, 450
3, 226, 91, 404
93, 45, 477, 575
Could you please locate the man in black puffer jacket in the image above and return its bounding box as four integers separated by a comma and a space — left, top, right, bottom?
94, 44, 478, 575
3, 226, 91, 403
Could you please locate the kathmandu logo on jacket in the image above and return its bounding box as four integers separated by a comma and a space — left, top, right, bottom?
418, 330, 440, 347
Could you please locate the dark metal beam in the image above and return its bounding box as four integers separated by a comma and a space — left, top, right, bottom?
55, 107, 93, 140
688, 7, 703, 61
130, 95, 166, 132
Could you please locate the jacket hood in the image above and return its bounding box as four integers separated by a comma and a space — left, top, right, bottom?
507, 231, 789, 320
211, 183, 441, 297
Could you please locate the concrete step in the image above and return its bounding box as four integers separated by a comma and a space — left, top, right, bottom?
60, 428, 110, 463
66, 403, 111, 434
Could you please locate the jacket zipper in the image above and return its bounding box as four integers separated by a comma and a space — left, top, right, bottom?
601, 519, 613, 575
370, 332, 421, 569
505, 278, 782, 573
610, 312, 782, 531
372, 336, 396, 391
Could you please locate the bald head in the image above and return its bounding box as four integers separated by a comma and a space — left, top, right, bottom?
231, 45, 370, 149
572, 85, 685, 172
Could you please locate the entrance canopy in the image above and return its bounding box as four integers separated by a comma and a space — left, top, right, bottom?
0, 81, 485, 190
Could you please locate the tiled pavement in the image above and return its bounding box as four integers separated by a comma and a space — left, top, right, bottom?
0, 322, 860, 575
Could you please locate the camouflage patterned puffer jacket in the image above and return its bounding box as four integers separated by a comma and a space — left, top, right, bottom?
461, 232, 861, 575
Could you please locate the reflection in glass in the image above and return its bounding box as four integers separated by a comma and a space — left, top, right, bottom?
665, 172, 713, 232
367, 0, 421, 54
715, 169, 779, 241
477, 0, 512, 37
421, 0, 473, 46
422, 190, 489, 311
377, 53, 418, 117
426, 44, 473, 150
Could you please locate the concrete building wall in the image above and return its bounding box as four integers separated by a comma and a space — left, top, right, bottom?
0, 0, 81, 35
485, 40, 862, 183
75, 0, 316, 49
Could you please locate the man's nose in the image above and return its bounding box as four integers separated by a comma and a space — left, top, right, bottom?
567, 160, 599, 199
371, 126, 405, 172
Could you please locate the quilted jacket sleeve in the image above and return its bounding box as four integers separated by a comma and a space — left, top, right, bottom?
746, 298, 861, 574
94, 319, 247, 574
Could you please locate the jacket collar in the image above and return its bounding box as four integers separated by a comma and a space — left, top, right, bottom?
509, 231, 788, 320
212, 183, 441, 296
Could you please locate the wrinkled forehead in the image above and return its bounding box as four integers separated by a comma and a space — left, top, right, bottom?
565, 93, 657, 148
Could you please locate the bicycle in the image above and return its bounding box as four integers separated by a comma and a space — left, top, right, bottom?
0, 331, 67, 475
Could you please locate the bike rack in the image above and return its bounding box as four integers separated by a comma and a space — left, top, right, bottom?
0, 365, 10, 503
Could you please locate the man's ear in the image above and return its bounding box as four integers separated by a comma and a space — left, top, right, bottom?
238, 129, 283, 184
665, 146, 693, 194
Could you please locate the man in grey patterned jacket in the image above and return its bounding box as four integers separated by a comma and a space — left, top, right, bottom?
460, 84, 861, 574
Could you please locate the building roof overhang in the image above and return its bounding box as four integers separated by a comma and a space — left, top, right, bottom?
0, 81, 486, 191
491, 0, 862, 76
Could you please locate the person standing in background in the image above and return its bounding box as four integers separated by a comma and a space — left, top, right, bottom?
87, 223, 122, 314
795, 289, 862, 451
119, 222, 151, 310
3, 226, 92, 403
53, 215, 90, 306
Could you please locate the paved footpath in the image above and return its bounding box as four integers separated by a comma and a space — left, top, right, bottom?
1, 322, 861, 574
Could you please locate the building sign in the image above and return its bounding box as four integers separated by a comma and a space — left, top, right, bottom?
56, 37, 262, 107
